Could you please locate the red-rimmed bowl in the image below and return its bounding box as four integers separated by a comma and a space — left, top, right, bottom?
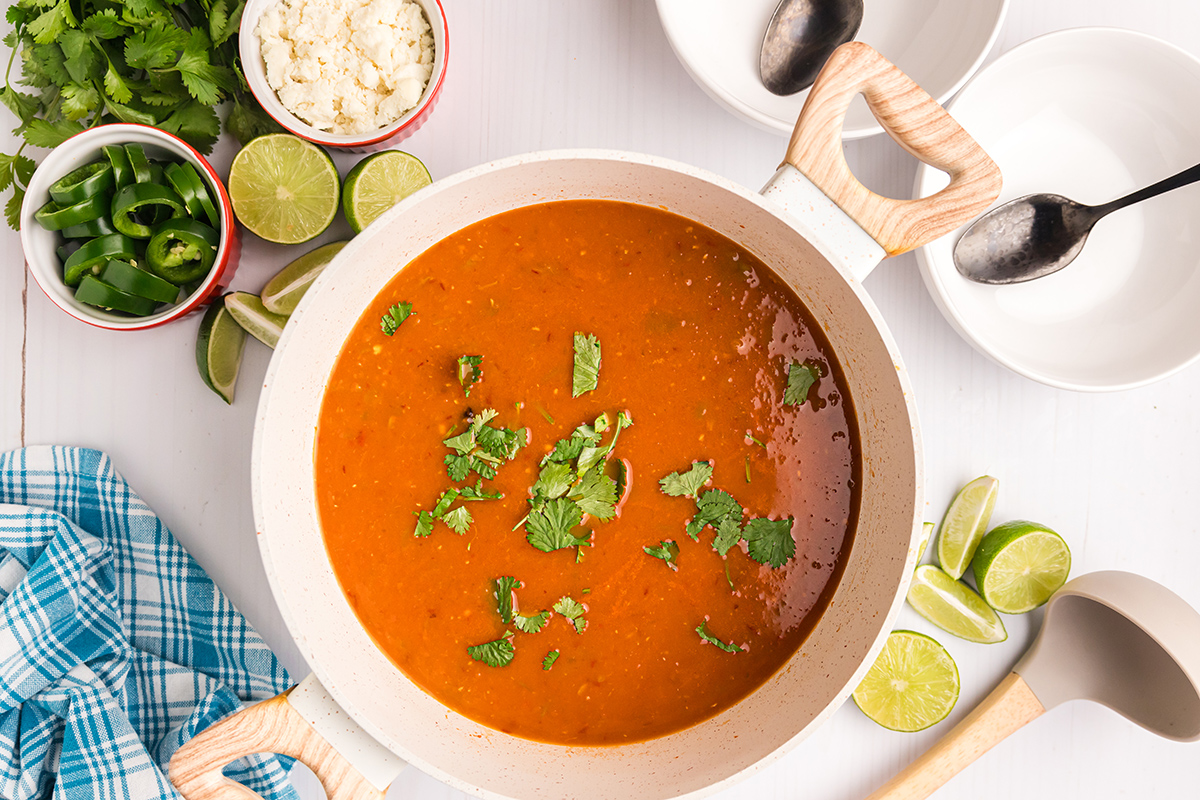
19, 123, 240, 331
238, 0, 447, 153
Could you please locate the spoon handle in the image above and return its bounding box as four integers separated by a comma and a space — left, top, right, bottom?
1093, 161, 1200, 217
863, 672, 1045, 800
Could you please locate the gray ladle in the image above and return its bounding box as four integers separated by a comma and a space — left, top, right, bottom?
759, 0, 864, 95
865, 571, 1200, 800
953, 161, 1200, 284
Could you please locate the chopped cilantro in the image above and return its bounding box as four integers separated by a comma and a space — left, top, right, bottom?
531, 461, 574, 501
745, 456, 751, 483
572, 332, 602, 397
712, 518, 743, 557
431, 488, 460, 517
526, 498, 590, 552
459, 481, 504, 501
658, 460, 714, 498
784, 361, 822, 406
493, 576, 521, 624
644, 539, 679, 568
414, 510, 434, 538
743, 517, 796, 568
442, 506, 472, 535
416, 481, 503, 538
441, 409, 526, 482
568, 468, 618, 520
554, 596, 588, 634
514, 611, 550, 634
745, 432, 767, 449
380, 302, 413, 335
686, 489, 743, 541
696, 622, 740, 653
467, 633, 515, 667
457, 355, 483, 397
542, 650, 560, 670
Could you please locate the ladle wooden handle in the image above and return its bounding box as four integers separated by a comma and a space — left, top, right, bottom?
864, 672, 1046, 800
783, 42, 1002, 256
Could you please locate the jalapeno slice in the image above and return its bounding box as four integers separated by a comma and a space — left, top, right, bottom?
145, 218, 219, 284
164, 162, 203, 220
180, 163, 221, 229
100, 259, 181, 304
125, 143, 153, 184
61, 215, 119, 239
62, 233, 138, 286
48, 161, 114, 205
75, 275, 159, 316
111, 182, 185, 238
34, 192, 112, 231
103, 145, 133, 189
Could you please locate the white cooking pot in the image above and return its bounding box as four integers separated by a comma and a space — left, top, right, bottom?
170, 43, 1000, 800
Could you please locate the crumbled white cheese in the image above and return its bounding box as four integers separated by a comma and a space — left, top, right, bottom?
257, 0, 434, 135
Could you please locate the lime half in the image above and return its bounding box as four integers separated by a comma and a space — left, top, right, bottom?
225, 292, 289, 349
908, 564, 1007, 644
261, 240, 348, 315
853, 630, 959, 732
343, 150, 431, 233
936, 475, 999, 579
196, 300, 247, 404
228, 134, 340, 244
972, 521, 1071, 614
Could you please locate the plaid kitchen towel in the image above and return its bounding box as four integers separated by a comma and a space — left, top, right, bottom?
0, 446, 299, 800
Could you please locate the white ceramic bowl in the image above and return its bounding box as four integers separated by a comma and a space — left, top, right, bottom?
915, 28, 1200, 391
239, 0, 447, 151
655, 0, 1008, 139
19, 124, 239, 331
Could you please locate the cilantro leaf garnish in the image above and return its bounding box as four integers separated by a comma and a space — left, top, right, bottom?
459, 481, 504, 501
784, 361, 822, 406
686, 489, 743, 541
531, 461, 573, 501
743, 517, 796, 568
493, 576, 521, 624
644, 539, 679, 568
568, 468, 618, 520
514, 611, 550, 634
526, 498, 590, 552
542, 650, 560, 670
441, 506, 472, 535
416, 481, 503, 538
414, 510, 434, 538
554, 596, 588, 634
572, 332, 602, 397
659, 460, 714, 498
696, 622, 741, 653
441, 410, 527, 482
467, 633, 515, 668
457, 355, 483, 397
712, 518, 743, 557
380, 302, 413, 335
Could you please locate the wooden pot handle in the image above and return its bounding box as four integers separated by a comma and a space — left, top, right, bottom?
863, 672, 1046, 800
169, 688, 385, 800
783, 42, 1002, 256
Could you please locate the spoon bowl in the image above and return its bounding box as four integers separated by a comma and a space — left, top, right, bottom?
759, 0, 863, 96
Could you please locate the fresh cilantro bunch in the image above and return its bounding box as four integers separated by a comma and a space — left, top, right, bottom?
0, 0, 281, 227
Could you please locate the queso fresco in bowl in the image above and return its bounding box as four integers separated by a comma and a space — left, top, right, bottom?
314, 199, 861, 745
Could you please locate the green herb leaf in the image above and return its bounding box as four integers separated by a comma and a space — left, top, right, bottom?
542, 650, 560, 670
28, 0, 76, 45
659, 460, 714, 498
526, 498, 589, 553
686, 489, 743, 541
712, 517, 743, 557
158, 101, 221, 154
442, 410, 525, 482
227, 95, 285, 146
644, 539, 679, 568
569, 468, 617, 520
456, 355, 483, 398
413, 510, 434, 538
380, 302, 413, 335
743, 517, 796, 568
531, 461, 573, 501
513, 611, 550, 634
696, 621, 740, 653
493, 576, 521, 624
459, 480, 503, 501
82, 10, 126, 39
553, 596, 587, 634
784, 361, 822, 407
571, 332, 601, 397
23, 118, 85, 148
467, 633, 514, 668
173, 28, 237, 105
442, 505, 472, 535
431, 488, 460, 517
444, 454, 470, 482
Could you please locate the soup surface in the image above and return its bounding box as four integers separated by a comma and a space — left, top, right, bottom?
315, 200, 860, 745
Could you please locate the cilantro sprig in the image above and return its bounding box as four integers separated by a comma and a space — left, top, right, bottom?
553, 596, 587, 634
542, 650, 560, 670
696, 621, 741, 654
413, 479, 504, 537
380, 302, 413, 335
571, 332, 601, 397
443, 408, 527, 482
784, 361, 822, 407
457, 355, 483, 397
467, 633, 514, 668
644, 539, 679, 569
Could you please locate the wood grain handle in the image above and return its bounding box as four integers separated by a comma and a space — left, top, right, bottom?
864, 672, 1046, 800
169, 689, 385, 800
784, 42, 1002, 256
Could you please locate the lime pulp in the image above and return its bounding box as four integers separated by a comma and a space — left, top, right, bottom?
225, 292, 289, 349
907, 564, 1007, 644
228, 134, 340, 245
852, 630, 960, 732
972, 520, 1071, 614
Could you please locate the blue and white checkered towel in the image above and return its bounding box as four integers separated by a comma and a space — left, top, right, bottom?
0, 446, 298, 800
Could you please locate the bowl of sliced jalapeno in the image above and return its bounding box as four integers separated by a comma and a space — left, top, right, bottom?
19, 123, 240, 329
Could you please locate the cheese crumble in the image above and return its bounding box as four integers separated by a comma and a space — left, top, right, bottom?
257, 0, 434, 135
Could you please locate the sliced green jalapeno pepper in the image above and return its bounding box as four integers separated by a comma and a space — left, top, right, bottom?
125, 143, 153, 184
34, 192, 111, 231
100, 259, 181, 304
180, 162, 221, 229
145, 218, 219, 284
103, 145, 133, 189
111, 182, 185, 238
61, 215, 118, 239
48, 161, 113, 205
75, 275, 159, 316
62, 233, 138, 286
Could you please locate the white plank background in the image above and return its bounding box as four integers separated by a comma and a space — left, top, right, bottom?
3, 0, 1200, 798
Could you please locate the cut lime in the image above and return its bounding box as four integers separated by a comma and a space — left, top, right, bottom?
936, 475, 999, 580
972, 521, 1070, 614
342, 150, 431, 234
225, 292, 289, 349
907, 564, 1007, 644
261, 240, 349, 315
853, 630, 959, 732
196, 300, 247, 404
228, 134, 340, 244
915, 521, 935, 565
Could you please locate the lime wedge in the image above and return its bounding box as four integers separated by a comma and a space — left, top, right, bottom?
936, 475, 999, 579
972, 521, 1070, 614
196, 300, 247, 404
915, 521, 935, 565
907, 564, 1007, 644
342, 150, 431, 234
852, 630, 959, 732
261, 240, 349, 315
228, 134, 340, 244
225, 292, 289, 349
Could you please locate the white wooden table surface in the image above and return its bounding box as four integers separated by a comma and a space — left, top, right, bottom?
3, 1, 1199, 798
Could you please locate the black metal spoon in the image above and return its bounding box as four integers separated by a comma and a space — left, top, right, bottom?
759, 0, 864, 96
953, 161, 1200, 284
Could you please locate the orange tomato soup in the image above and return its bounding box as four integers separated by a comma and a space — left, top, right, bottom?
315, 200, 859, 745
